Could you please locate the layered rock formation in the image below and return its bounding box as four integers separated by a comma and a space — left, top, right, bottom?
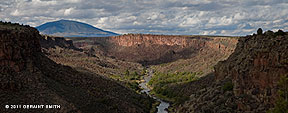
73, 34, 238, 65
0, 26, 42, 91
42, 35, 145, 80
0, 27, 41, 72
215, 30, 288, 111
40, 35, 79, 50
152, 37, 237, 76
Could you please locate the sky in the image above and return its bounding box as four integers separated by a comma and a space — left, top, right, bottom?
0, 0, 288, 36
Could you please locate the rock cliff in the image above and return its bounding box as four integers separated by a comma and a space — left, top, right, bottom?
214, 30, 288, 111
0, 27, 41, 72
0, 25, 42, 91
172, 29, 288, 113
40, 35, 78, 50
73, 34, 238, 65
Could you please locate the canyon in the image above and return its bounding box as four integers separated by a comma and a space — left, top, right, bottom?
68, 30, 288, 113
66, 34, 239, 112
70, 34, 238, 66
172, 30, 288, 113
0, 22, 154, 113
1, 21, 287, 113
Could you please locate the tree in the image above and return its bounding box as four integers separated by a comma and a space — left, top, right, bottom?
124, 70, 130, 76
141, 68, 146, 76
268, 74, 288, 113
257, 28, 263, 35
133, 71, 138, 76
275, 30, 285, 36
265, 30, 274, 36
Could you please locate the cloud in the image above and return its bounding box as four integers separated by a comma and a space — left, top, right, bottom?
10, 9, 20, 16
64, 7, 74, 16
0, 0, 287, 35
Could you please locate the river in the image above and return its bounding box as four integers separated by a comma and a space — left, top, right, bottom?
139, 68, 170, 113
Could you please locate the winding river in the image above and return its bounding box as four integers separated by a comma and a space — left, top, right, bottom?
139, 68, 170, 113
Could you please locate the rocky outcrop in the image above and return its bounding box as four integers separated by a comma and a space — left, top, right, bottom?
0, 26, 43, 92
74, 34, 238, 65
0, 27, 41, 72
40, 35, 80, 50
214, 30, 288, 112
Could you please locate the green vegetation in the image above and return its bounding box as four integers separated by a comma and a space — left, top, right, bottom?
148, 71, 199, 104
222, 81, 234, 92
149, 72, 199, 86
124, 69, 130, 76
141, 67, 147, 76
268, 74, 288, 113
110, 70, 142, 92
126, 81, 141, 91
149, 101, 160, 113
123, 70, 141, 80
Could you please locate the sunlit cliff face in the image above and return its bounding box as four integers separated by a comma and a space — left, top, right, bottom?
74, 34, 238, 65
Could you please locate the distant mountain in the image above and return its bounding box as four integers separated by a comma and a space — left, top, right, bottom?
36, 20, 118, 37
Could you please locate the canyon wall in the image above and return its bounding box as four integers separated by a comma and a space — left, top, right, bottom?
74, 34, 238, 65
0, 26, 44, 92
0, 23, 155, 113
171, 30, 288, 113
215, 30, 288, 111
0, 27, 41, 72
40, 35, 76, 49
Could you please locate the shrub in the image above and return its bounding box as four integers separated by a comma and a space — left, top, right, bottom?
149, 72, 198, 87
265, 30, 274, 36
257, 28, 263, 35
126, 81, 141, 91
141, 68, 146, 76
124, 69, 130, 76
149, 71, 199, 103
275, 30, 286, 36
268, 74, 288, 113
174, 96, 189, 105
222, 81, 233, 92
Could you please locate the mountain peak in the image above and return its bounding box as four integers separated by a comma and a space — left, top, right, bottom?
36, 19, 118, 37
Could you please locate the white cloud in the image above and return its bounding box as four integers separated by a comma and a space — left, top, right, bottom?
133, 21, 141, 25
64, 7, 74, 16
66, 0, 81, 3
0, 0, 287, 35
97, 17, 108, 24
180, 17, 201, 26
234, 13, 245, 20
200, 30, 217, 35
10, 9, 20, 16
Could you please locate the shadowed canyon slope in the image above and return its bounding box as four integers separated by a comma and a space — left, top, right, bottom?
172, 30, 288, 113
0, 22, 154, 113
214, 30, 288, 112
71, 34, 238, 66
40, 35, 145, 80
